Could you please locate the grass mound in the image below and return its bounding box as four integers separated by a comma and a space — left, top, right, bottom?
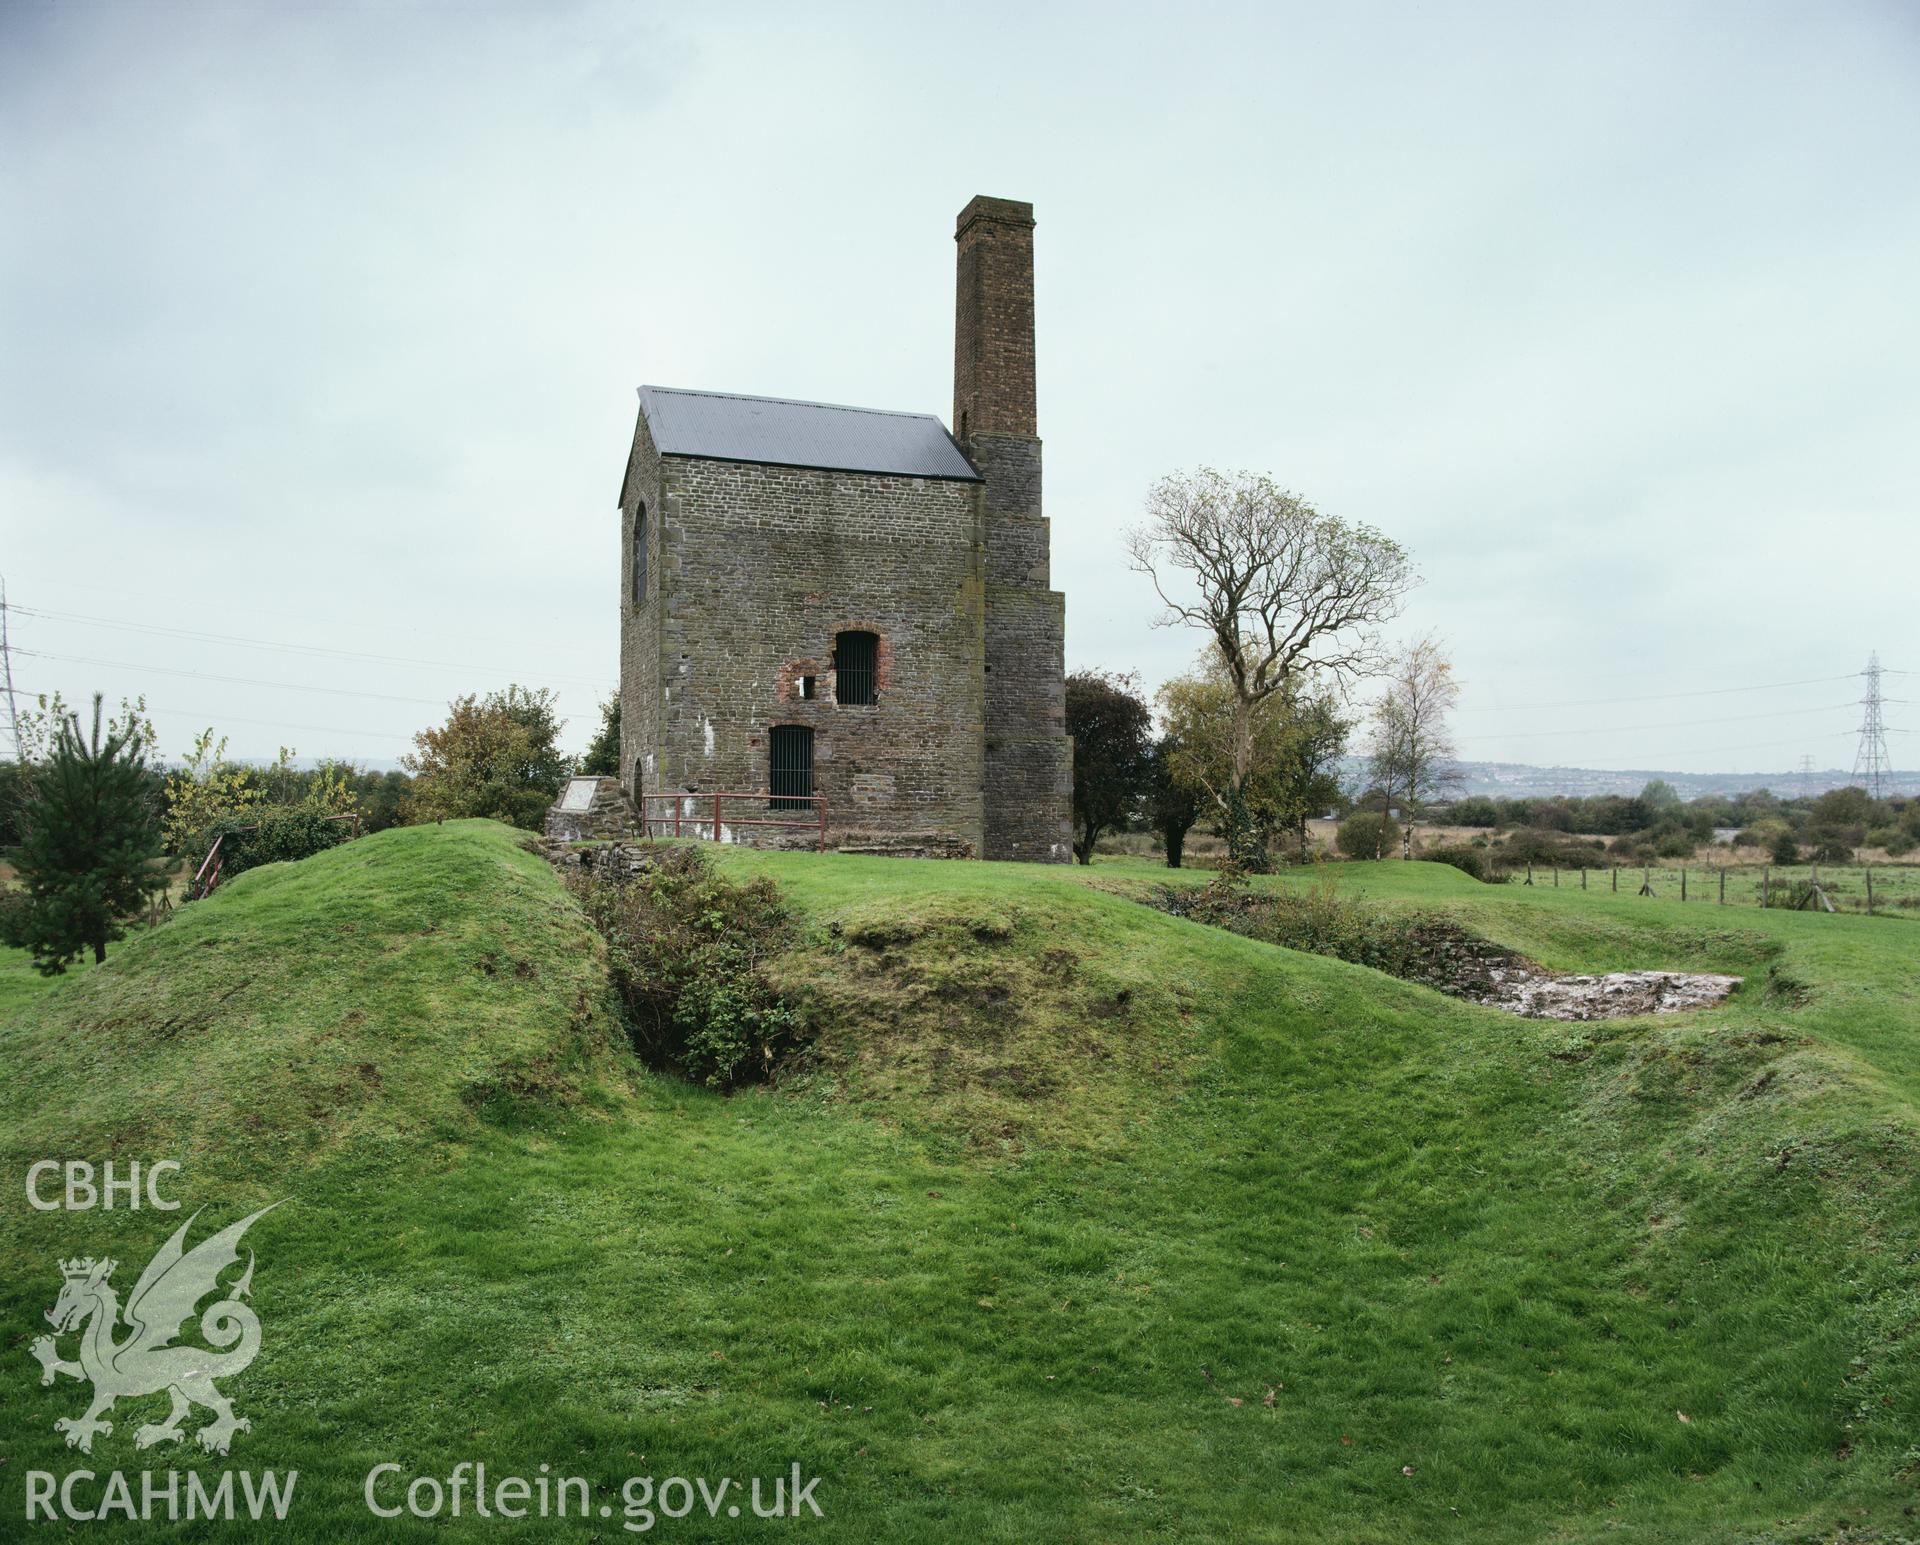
0, 820, 623, 1180
0, 830, 1915, 1541
771, 892, 1202, 1153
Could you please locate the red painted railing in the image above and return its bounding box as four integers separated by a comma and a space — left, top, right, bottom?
190, 834, 227, 900
636, 792, 827, 852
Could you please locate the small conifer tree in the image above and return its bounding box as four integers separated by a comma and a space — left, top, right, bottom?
4, 694, 166, 973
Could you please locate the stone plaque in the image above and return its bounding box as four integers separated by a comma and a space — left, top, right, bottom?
558, 777, 597, 813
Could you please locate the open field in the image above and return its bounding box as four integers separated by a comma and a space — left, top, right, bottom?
1097, 827, 1920, 915
1475, 859, 1920, 914
3, 822, 1917, 1540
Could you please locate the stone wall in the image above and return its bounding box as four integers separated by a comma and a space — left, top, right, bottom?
542, 777, 639, 842
969, 435, 1072, 862
619, 443, 990, 851
617, 411, 665, 806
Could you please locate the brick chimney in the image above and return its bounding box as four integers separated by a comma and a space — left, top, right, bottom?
953, 196, 1036, 448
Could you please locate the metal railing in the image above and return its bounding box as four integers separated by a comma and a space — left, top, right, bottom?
637, 792, 827, 852
188, 812, 365, 901
190, 834, 228, 900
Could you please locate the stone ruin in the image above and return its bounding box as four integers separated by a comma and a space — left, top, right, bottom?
543, 776, 640, 843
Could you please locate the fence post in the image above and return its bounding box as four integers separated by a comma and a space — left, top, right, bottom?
1681, 868, 1687, 903
1581, 867, 1588, 891
714, 793, 725, 845
1718, 869, 1726, 906
1611, 866, 1618, 892
1866, 865, 1875, 915
818, 797, 827, 854
1525, 861, 1534, 887
1762, 866, 1770, 907
1553, 864, 1559, 888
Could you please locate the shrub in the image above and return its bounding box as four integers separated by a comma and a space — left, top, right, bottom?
1504, 827, 1607, 869
1652, 831, 1697, 860
1160, 874, 1496, 989
1336, 811, 1395, 860
566, 845, 806, 1089
1762, 880, 1823, 911
1768, 831, 1799, 866
1738, 819, 1790, 850
206, 808, 352, 879
1809, 838, 1855, 866
1865, 825, 1911, 855
1424, 845, 1490, 881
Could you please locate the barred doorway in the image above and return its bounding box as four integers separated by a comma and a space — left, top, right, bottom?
769, 725, 815, 812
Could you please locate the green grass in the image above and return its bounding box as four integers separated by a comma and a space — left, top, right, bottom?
1480, 858, 1920, 915
2, 824, 1917, 1540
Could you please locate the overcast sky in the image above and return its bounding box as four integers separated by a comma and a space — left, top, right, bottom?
3, 0, 1915, 775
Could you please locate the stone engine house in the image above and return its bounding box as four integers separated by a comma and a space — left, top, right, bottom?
615, 195, 1072, 862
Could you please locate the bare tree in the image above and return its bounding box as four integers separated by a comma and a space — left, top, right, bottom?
1367, 633, 1462, 859
1128, 468, 1416, 867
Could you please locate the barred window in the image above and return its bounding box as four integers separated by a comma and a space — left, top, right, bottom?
769, 725, 814, 811
833, 630, 878, 706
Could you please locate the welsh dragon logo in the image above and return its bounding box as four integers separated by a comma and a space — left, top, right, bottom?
30, 1204, 280, 1456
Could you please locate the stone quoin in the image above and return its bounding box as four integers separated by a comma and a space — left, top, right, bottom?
614, 196, 1072, 861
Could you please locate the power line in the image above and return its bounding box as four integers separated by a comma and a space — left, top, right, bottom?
1454, 671, 1861, 715
16, 573, 608, 669
0, 574, 20, 759
7, 684, 414, 750
9, 604, 610, 689
1852, 650, 1894, 798
12, 648, 456, 707
1454, 700, 1861, 744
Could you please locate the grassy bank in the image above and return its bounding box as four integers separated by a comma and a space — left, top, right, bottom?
2, 823, 1915, 1540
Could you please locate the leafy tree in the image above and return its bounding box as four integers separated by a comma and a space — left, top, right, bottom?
1268, 686, 1350, 862
1336, 810, 1395, 860
163, 728, 265, 858
1128, 467, 1415, 869
1451, 795, 1499, 828
1157, 650, 1351, 867
1065, 671, 1153, 865
404, 685, 570, 829
1146, 737, 1203, 868
1366, 633, 1462, 858
2, 695, 167, 972
580, 693, 622, 778
1640, 779, 1682, 817
1812, 785, 1876, 828
1768, 829, 1799, 866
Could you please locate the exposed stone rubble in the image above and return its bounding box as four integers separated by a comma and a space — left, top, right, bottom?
1473, 966, 1742, 1021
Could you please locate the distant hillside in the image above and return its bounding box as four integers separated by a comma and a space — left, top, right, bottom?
1337, 757, 1919, 800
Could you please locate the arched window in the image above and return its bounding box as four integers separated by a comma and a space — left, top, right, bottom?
769, 725, 814, 811
833, 630, 878, 705
632, 502, 649, 604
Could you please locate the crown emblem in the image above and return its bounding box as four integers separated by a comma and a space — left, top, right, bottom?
58, 1257, 113, 1282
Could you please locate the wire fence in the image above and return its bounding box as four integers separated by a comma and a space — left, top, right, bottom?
1509, 859, 1920, 915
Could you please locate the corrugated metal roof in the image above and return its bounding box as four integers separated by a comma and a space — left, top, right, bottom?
637, 386, 980, 482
